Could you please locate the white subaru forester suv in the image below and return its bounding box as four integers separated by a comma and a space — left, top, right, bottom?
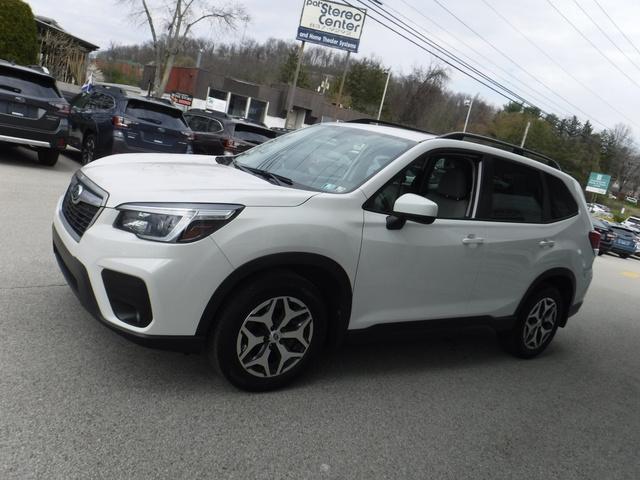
53, 121, 599, 391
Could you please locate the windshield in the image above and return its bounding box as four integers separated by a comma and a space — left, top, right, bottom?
125, 100, 187, 130
234, 124, 416, 192
233, 124, 277, 144
0, 66, 60, 98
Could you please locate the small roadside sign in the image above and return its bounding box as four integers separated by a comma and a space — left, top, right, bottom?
586, 172, 611, 195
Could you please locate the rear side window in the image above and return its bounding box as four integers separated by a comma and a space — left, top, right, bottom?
545, 173, 578, 221
0, 66, 60, 98
233, 124, 277, 144
185, 115, 209, 132
479, 158, 544, 223
125, 100, 187, 130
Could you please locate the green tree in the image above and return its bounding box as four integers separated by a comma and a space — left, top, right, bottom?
344, 58, 387, 114
279, 47, 309, 88
0, 0, 38, 65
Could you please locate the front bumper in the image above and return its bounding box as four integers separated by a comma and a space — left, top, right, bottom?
52, 195, 235, 350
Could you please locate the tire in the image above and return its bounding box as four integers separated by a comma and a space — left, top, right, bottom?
499, 285, 563, 359
208, 271, 327, 391
597, 250, 604, 256
81, 133, 97, 165
620, 254, 630, 259
37, 149, 59, 166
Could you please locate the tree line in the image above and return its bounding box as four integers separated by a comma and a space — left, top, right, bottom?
99, 36, 640, 197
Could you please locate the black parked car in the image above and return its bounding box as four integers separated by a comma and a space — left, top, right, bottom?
0, 60, 69, 166
184, 109, 277, 156
68, 85, 193, 164
591, 216, 615, 256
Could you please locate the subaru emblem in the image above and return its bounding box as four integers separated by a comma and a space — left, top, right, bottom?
71, 184, 83, 204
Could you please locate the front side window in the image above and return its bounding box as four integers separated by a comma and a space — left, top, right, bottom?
478, 158, 544, 223
366, 153, 477, 219
235, 125, 416, 193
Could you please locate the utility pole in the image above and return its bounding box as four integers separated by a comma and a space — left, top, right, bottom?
521, 121, 531, 147
377, 69, 391, 121
463, 97, 474, 132
285, 41, 306, 129
333, 51, 351, 122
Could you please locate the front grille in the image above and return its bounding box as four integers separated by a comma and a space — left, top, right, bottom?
60, 176, 105, 239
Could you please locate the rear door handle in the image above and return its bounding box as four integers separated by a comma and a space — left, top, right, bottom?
539, 240, 555, 248
462, 234, 485, 245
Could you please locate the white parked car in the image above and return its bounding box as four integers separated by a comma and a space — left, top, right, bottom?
622, 215, 640, 233
625, 196, 638, 204
587, 203, 609, 214
53, 121, 599, 390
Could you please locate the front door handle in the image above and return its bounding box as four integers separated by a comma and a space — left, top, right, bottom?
539, 239, 555, 248
462, 234, 485, 245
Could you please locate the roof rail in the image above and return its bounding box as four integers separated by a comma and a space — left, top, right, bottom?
347, 118, 436, 135
439, 132, 562, 171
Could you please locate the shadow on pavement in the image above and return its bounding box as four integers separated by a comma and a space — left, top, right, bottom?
0, 144, 79, 172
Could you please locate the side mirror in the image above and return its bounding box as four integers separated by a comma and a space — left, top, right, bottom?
386, 193, 438, 230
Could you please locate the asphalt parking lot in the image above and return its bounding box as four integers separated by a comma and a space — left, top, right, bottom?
1, 147, 639, 480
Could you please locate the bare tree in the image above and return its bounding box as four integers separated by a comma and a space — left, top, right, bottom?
123, 0, 248, 95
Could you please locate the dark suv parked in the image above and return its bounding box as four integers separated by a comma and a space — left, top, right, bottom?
184, 109, 276, 156
68, 85, 193, 164
590, 216, 615, 256
0, 60, 69, 166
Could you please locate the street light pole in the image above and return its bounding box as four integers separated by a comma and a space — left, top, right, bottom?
463, 97, 474, 132
377, 69, 391, 121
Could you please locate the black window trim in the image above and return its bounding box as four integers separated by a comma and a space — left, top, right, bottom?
363, 147, 484, 221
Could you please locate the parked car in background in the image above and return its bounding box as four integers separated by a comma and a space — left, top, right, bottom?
0, 60, 69, 166
68, 85, 193, 164
609, 225, 638, 259
591, 216, 615, 256
622, 215, 640, 233
184, 109, 277, 156
625, 196, 638, 204
587, 203, 609, 214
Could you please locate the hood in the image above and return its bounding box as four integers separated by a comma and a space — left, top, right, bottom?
81, 154, 318, 208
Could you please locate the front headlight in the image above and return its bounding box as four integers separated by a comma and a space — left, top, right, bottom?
114, 203, 244, 243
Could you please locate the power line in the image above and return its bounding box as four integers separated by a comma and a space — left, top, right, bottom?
571, 0, 640, 75
429, 0, 604, 121
389, 0, 575, 118
592, 0, 640, 59
339, 1, 527, 107
481, 0, 630, 130
545, 0, 640, 91
357, 0, 544, 113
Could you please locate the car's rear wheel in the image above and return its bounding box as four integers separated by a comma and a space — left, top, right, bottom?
81, 134, 97, 164
499, 285, 563, 359
619, 253, 630, 259
37, 148, 59, 166
208, 271, 327, 391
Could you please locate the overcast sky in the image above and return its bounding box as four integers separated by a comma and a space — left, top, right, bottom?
27, 0, 640, 134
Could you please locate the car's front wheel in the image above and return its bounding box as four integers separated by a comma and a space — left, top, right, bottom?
208, 271, 327, 391
499, 285, 563, 358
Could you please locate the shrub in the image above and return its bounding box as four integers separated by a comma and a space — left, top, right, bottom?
0, 0, 38, 65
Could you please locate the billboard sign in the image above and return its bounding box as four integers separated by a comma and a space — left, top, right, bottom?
170, 92, 193, 107
296, 0, 366, 53
586, 172, 612, 195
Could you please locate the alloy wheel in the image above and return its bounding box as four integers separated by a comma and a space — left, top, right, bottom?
236, 296, 313, 378
82, 137, 95, 164
522, 297, 557, 350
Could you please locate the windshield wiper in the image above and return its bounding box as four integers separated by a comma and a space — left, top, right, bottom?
233, 160, 293, 186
